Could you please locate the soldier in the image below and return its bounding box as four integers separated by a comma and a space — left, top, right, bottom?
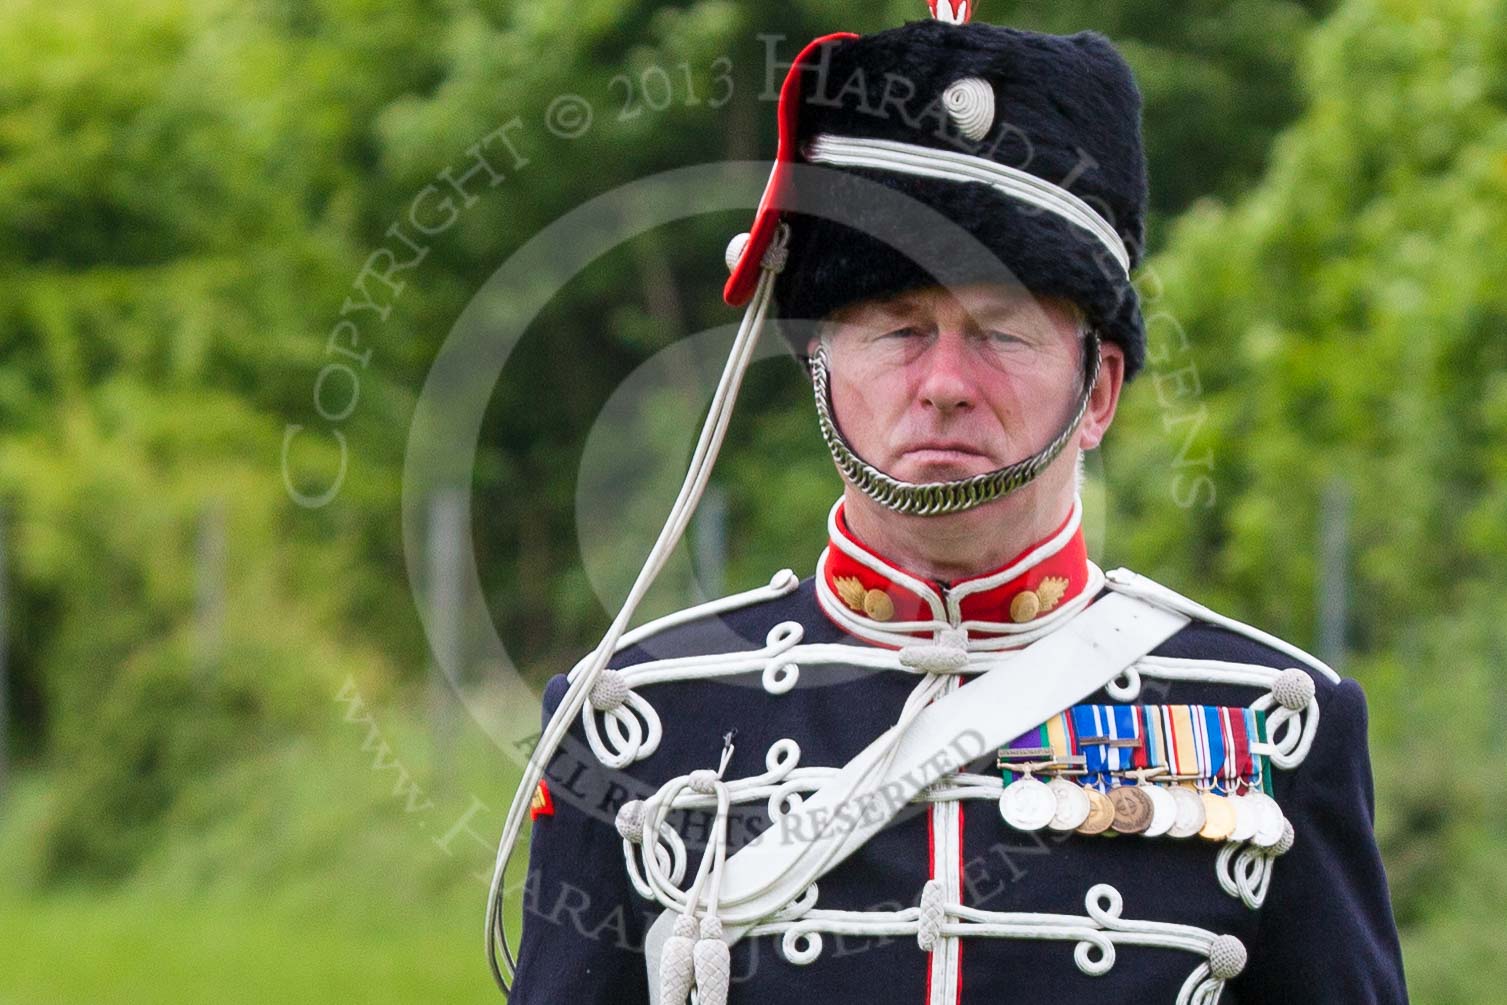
487, 4, 1408, 1003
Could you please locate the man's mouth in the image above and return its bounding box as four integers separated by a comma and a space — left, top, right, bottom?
901, 443, 989, 460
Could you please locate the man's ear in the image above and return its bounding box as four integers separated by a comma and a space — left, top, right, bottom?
1079, 340, 1125, 451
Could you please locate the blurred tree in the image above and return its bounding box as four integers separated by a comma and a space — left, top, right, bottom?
1101, 0, 1507, 996
0, 0, 440, 874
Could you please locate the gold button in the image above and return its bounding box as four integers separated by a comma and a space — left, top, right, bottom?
1010, 589, 1041, 623
863, 588, 895, 621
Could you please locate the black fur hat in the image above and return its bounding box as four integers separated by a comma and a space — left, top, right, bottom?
762, 18, 1149, 379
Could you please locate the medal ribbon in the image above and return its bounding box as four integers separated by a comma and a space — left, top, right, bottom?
1253, 707, 1273, 795
1072, 704, 1109, 791
1110, 704, 1140, 786
1199, 705, 1226, 791
1140, 704, 1166, 777
1046, 710, 1074, 768
1165, 704, 1197, 777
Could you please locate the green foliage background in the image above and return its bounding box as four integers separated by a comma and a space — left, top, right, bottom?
0, 0, 1502, 1000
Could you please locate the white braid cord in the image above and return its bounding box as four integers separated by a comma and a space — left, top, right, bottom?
485, 225, 791, 993
583, 610, 1321, 784
1104, 568, 1340, 683
746, 883, 1244, 1004
802, 133, 1132, 277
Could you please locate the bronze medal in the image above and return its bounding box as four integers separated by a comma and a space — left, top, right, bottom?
1075, 787, 1115, 835
1108, 785, 1153, 834
1198, 791, 1237, 841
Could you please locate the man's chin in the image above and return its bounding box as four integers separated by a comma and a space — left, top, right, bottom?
890, 456, 999, 483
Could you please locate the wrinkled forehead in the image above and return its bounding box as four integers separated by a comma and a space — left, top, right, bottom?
822, 283, 1086, 329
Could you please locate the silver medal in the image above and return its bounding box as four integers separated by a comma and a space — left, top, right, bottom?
1166, 784, 1207, 839
1046, 777, 1091, 831
1228, 793, 1258, 842
999, 777, 1057, 831
1139, 783, 1178, 838
1245, 791, 1287, 848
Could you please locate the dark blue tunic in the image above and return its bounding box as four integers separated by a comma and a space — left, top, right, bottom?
509, 576, 1408, 1003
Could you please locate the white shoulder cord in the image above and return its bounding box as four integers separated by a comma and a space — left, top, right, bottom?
1104, 568, 1339, 683
484, 225, 791, 994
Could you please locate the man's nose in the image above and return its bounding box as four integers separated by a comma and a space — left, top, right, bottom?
915, 330, 977, 412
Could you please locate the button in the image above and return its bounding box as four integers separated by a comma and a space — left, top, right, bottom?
863, 588, 895, 621
1010, 590, 1041, 622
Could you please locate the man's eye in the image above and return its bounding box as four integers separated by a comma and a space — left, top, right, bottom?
885, 326, 923, 339
988, 330, 1024, 344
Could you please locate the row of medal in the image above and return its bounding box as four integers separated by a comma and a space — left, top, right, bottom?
995, 703, 1288, 847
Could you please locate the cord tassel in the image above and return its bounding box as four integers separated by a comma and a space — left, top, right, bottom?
658, 914, 698, 1004
693, 916, 731, 1005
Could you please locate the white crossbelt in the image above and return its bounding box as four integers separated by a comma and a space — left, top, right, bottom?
644, 590, 1189, 998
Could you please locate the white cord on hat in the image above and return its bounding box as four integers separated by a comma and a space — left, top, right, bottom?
803, 132, 1132, 277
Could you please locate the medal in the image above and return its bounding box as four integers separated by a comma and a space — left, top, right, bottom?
1132, 707, 1177, 837
1104, 706, 1151, 833
1167, 784, 1206, 838
999, 773, 1057, 831
1047, 776, 1091, 830
1198, 791, 1236, 841
1218, 706, 1257, 842
1191, 705, 1236, 842
1107, 784, 1153, 834
1076, 786, 1115, 835
998, 720, 1060, 832
1239, 707, 1286, 847
1073, 706, 1117, 835
1139, 782, 1177, 837
1245, 791, 1286, 848
1161, 705, 1205, 838
1228, 793, 1258, 841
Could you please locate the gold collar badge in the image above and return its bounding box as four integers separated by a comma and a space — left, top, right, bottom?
1010, 576, 1069, 622
834, 575, 895, 621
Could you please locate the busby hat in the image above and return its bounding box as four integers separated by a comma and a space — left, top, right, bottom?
724, 4, 1150, 378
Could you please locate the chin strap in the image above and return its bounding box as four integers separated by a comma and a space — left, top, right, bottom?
808, 327, 1101, 517
485, 224, 790, 996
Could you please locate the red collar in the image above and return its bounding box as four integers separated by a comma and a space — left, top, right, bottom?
818, 496, 1093, 639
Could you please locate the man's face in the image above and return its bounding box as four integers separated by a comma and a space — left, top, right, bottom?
810, 282, 1100, 485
